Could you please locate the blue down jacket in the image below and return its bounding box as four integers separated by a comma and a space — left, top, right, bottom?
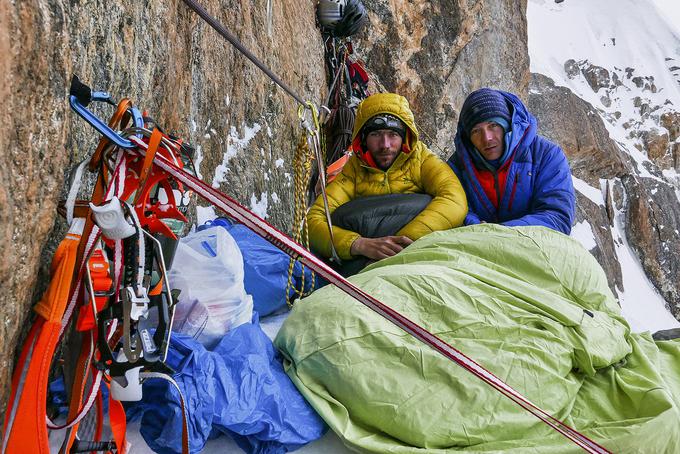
447, 90, 575, 234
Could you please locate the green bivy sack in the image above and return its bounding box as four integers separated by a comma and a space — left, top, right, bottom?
274, 225, 680, 453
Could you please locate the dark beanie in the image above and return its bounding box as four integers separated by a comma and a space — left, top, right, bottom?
459, 88, 512, 137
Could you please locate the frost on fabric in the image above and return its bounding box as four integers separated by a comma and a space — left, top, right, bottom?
212, 123, 263, 188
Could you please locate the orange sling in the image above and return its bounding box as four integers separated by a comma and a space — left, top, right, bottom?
2, 223, 83, 453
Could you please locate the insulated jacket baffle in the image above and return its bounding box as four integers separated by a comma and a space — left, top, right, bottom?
308, 92, 468, 260
447, 90, 575, 234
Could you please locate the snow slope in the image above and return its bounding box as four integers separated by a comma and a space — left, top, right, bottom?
529, 0, 680, 333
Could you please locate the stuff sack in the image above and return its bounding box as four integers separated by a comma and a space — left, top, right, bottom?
168, 227, 253, 347
198, 218, 314, 316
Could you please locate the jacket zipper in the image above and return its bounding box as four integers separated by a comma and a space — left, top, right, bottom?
465, 165, 495, 218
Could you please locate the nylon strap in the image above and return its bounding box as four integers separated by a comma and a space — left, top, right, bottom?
126, 135, 611, 454
298, 103, 341, 264
134, 127, 163, 204
140, 373, 190, 454
108, 382, 128, 454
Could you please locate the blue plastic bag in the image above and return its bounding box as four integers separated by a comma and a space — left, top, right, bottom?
126, 313, 326, 454
197, 218, 315, 316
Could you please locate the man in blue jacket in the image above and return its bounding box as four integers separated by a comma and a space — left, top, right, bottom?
447, 88, 575, 234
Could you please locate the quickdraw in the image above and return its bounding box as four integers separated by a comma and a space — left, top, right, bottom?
312, 35, 370, 202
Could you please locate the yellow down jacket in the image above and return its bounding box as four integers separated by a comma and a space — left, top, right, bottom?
308, 93, 468, 260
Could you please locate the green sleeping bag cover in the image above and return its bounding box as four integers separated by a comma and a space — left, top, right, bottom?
274, 225, 680, 453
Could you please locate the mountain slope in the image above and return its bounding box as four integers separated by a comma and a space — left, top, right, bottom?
528, 0, 680, 332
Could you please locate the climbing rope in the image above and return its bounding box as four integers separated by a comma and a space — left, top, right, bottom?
180, 0, 342, 275
285, 122, 317, 305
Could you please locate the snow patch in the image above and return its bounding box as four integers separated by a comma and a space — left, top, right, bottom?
572, 176, 604, 205
212, 123, 263, 188
611, 198, 680, 332
193, 144, 204, 179
570, 221, 597, 251
275, 158, 285, 168
250, 192, 269, 219
528, 0, 680, 183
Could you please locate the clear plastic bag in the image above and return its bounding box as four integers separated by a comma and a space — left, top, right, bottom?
168, 227, 253, 348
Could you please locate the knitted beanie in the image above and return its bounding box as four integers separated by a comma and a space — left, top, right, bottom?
459, 88, 512, 137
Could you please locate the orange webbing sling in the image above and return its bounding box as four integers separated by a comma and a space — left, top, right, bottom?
59, 99, 133, 454
2, 221, 83, 454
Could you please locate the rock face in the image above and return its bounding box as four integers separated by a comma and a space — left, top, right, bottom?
353, 0, 530, 157
530, 73, 680, 318
529, 73, 627, 296
624, 175, 680, 314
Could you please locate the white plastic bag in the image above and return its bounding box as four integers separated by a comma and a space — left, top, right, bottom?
168, 227, 253, 347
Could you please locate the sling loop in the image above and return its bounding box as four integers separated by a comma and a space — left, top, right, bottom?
299, 103, 341, 264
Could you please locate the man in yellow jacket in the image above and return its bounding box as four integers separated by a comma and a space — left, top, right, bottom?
308, 92, 467, 266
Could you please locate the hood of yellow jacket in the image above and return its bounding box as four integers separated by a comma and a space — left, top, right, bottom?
352, 92, 419, 153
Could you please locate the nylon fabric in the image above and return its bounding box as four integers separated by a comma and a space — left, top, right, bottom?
125, 317, 326, 454
275, 225, 680, 453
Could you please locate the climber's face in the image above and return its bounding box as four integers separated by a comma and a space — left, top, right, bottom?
470, 121, 505, 161
365, 130, 403, 170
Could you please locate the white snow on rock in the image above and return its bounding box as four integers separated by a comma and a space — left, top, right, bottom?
528, 0, 680, 181
570, 220, 597, 251
572, 175, 604, 206
212, 123, 262, 188
250, 192, 269, 219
